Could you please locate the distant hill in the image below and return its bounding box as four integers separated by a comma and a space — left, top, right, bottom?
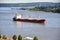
0, 2, 60, 7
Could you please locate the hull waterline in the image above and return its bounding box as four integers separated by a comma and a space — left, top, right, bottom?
13, 17, 46, 24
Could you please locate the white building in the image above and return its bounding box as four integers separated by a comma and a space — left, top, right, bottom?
24, 37, 33, 40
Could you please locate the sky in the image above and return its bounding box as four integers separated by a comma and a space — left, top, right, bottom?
0, 0, 60, 3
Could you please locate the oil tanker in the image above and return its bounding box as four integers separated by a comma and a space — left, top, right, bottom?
13, 14, 46, 24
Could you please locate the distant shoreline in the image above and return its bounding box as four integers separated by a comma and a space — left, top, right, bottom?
29, 6, 60, 13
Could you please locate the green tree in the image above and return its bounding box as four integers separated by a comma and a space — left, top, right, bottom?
13, 35, 17, 40
33, 36, 38, 40
0, 34, 2, 38
3, 35, 7, 39
18, 35, 22, 40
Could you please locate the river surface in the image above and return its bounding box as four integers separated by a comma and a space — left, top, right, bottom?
0, 7, 60, 40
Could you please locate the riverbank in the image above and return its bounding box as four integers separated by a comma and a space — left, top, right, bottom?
29, 6, 60, 13
0, 34, 13, 40
0, 34, 38, 40
0, 38, 13, 40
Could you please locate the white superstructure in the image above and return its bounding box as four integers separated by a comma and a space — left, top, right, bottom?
16, 13, 22, 19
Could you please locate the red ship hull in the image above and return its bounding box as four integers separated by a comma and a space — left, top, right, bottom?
13, 17, 46, 24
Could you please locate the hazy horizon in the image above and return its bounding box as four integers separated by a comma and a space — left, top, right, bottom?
0, 0, 60, 3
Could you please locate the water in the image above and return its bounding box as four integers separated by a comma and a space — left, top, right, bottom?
0, 7, 60, 40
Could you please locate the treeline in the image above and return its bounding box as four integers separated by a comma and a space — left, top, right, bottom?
0, 34, 38, 40
30, 6, 60, 13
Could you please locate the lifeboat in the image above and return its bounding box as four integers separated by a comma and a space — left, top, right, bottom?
13, 14, 46, 24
